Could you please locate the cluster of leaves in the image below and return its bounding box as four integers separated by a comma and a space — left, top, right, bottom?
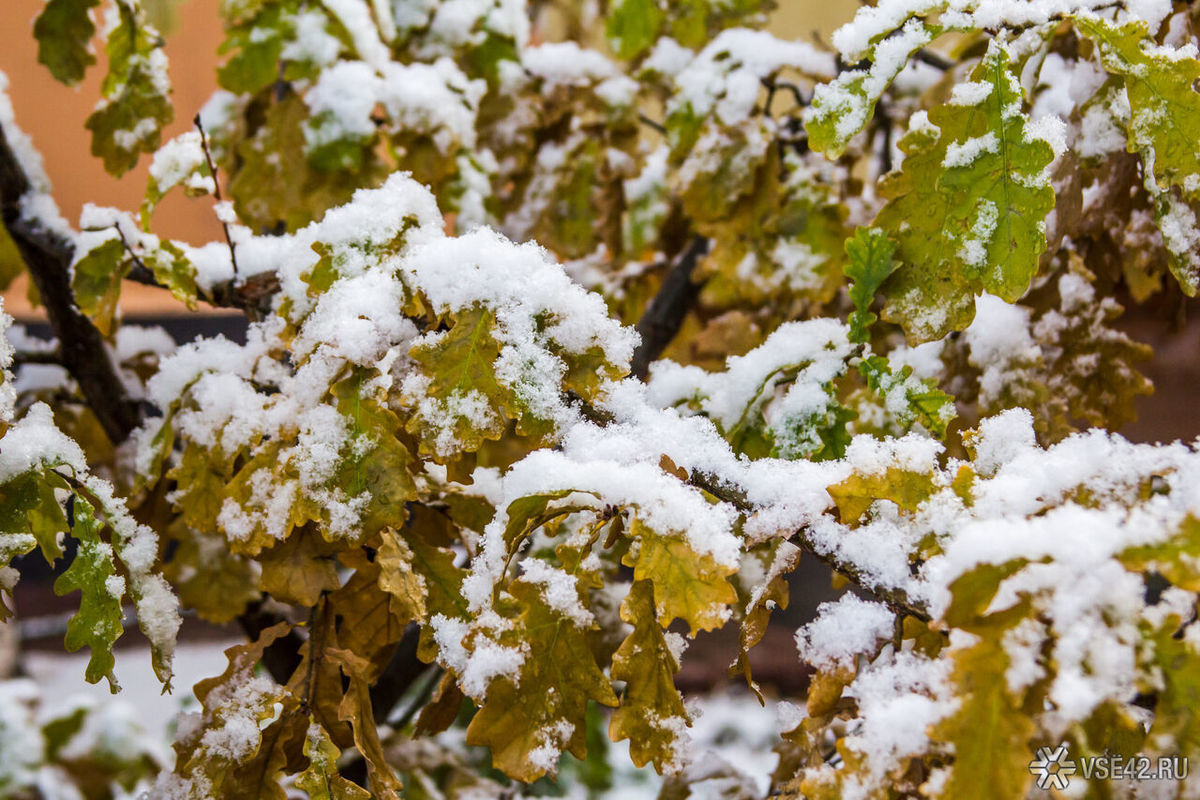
4, 0, 1200, 798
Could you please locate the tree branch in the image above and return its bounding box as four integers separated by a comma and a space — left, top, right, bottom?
237, 598, 304, 683
125, 261, 278, 316
368, 624, 430, 721
630, 235, 708, 380
0, 122, 140, 444
688, 470, 933, 623
193, 113, 240, 276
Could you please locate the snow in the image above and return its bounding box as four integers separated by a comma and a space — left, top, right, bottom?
0, 72, 70, 237
520, 558, 595, 626
956, 199, 998, 268
963, 294, 1041, 408
282, 9, 343, 67
671, 29, 835, 126
795, 594, 896, 670
147, 132, 213, 199
431, 613, 527, 699
1156, 192, 1200, 292
834, 651, 953, 790
808, 18, 934, 143
949, 80, 993, 106
0, 403, 87, 483
943, 132, 998, 168
642, 38, 694, 78
648, 319, 852, 431
0, 298, 13, 424
321, 0, 391, 71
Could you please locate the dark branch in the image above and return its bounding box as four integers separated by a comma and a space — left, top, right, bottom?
630, 235, 708, 380
369, 624, 430, 720
688, 470, 933, 623
874, 99, 894, 176
637, 112, 666, 135
125, 261, 279, 316
12, 349, 62, 366
237, 598, 304, 683
0, 123, 141, 443
913, 48, 954, 71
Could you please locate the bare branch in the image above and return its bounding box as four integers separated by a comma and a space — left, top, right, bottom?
125, 261, 279, 316
638, 112, 666, 135
630, 235, 708, 380
193, 113, 240, 276
12, 349, 62, 366
914, 48, 954, 71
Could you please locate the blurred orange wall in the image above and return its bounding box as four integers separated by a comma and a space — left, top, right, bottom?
1, 0, 225, 316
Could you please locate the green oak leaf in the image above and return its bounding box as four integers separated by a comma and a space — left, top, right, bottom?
33, 0, 101, 85
607, 0, 665, 60
806, 20, 938, 158
928, 604, 1038, 799
0, 469, 70, 564
844, 226, 899, 344
86, 1, 174, 176
53, 496, 125, 691
330, 371, 417, 536
405, 305, 510, 457
877, 41, 1056, 341
295, 721, 370, 800
72, 238, 128, 336
143, 240, 198, 309
217, 2, 289, 95
1075, 15, 1200, 202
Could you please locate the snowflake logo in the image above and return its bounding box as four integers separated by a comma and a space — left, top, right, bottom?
1029, 743, 1077, 790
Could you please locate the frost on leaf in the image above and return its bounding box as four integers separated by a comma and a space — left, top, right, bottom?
806, 19, 938, 158
1075, 15, 1200, 202
877, 42, 1057, 341
1074, 15, 1200, 296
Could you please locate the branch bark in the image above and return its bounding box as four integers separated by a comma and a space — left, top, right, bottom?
688, 470, 933, 624
125, 261, 278, 316
630, 235, 708, 380
0, 122, 140, 444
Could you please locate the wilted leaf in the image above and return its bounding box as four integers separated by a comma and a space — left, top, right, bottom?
827, 466, 937, 525
609, 580, 690, 772
295, 721, 371, 800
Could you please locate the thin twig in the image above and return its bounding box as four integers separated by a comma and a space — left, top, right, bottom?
914, 48, 954, 71
193, 113, 240, 275
111, 222, 150, 274
12, 349, 63, 366
874, 99, 894, 176
638, 113, 666, 135
687, 470, 933, 623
